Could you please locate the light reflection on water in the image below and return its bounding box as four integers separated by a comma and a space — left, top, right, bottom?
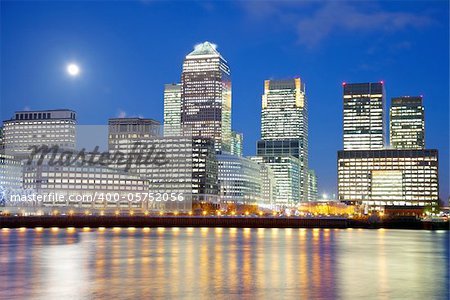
0, 228, 448, 299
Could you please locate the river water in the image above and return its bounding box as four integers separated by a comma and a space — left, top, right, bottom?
0, 227, 448, 299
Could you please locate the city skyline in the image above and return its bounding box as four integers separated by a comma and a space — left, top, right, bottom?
1, 1, 448, 200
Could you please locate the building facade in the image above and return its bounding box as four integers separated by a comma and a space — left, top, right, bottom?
307, 169, 318, 202
217, 153, 262, 204
338, 149, 439, 210
256, 156, 300, 205
343, 82, 385, 150
181, 41, 232, 153
108, 118, 193, 211
230, 131, 243, 157
390, 96, 425, 150
3, 109, 77, 155
248, 156, 276, 206
258, 78, 308, 203
20, 160, 150, 212
163, 83, 182, 136
190, 137, 219, 203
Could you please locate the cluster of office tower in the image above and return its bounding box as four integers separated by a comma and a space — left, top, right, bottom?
338, 83, 439, 211
163, 42, 313, 206
0, 41, 440, 213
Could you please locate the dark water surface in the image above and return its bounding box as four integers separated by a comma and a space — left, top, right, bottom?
0, 227, 448, 299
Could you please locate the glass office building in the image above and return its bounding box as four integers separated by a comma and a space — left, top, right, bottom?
163, 83, 182, 137
343, 82, 385, 150
181, 41, 232, 153
390, 96, 425, 150
337, 149, 439, 210
217, 153, 262, 204
258, 78, 308, 203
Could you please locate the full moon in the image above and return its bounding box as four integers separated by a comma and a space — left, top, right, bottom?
67, 63, 80, 76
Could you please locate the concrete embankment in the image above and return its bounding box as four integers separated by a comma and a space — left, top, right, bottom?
0, 216, 448, 230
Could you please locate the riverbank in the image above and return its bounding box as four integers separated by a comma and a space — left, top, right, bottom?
0, 216, 448, 230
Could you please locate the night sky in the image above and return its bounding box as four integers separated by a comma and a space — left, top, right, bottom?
1, 1, 448, 200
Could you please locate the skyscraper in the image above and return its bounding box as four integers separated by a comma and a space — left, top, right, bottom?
343, 82, 385, 150
181, 41, 232, 153
163, 83, 182, 136
338, 85, 439, 212
390, 96, 425, 150
258, 78, 308, 203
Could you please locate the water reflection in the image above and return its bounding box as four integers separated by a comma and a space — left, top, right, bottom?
0, 228, 448, 299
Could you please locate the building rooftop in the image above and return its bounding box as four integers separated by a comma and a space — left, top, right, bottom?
186, 41, 222, 58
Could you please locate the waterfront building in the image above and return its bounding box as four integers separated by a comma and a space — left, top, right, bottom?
258, 78, 308, 203
256, 156, 300, 205
108, 118, 193, 211
163, 83, 182, 136
191, 137, 219, 203
19, 154, 150, 212
343, 82, 385, 150
181, 41, 232, 153
337, 149, 439, 210
230, 131, 243, 157
3, 109, 77, 155
0, 152, 23, 204
248, 156, 276, 206
390, 96, 425, 150
217, 153, 262, 204
308, 169, 318, 202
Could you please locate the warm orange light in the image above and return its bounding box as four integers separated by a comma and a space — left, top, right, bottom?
174, 211, 179, 216
258, 211, 263, 216
159, 211, 164, 216
202, 211, 207, 216
188, 211, 193, 216
231, 211, 236, 216
144, 211, 149, 216
245, 211, 249, 216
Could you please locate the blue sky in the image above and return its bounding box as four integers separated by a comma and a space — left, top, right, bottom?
1, 0, 449, 200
